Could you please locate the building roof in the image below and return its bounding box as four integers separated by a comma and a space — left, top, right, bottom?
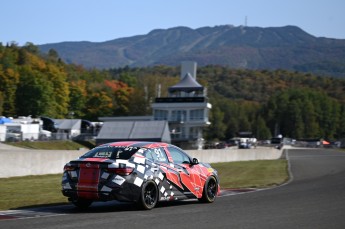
96, 120, 171, 145
99, 116, 152, 122
53, 119, 81, 130
169, 73, 204, 93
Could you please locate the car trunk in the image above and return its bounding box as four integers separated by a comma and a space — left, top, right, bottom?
70, 158, 112, 199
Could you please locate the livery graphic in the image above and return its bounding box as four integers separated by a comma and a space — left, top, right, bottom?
62, 141, 220, 210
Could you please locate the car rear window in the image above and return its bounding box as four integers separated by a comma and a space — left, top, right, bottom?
80, 146, 140, 160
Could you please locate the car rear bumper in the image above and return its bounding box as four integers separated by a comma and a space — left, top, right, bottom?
62, 188, 136, 202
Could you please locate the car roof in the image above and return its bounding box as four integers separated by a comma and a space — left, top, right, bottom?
100, 141, 170, 149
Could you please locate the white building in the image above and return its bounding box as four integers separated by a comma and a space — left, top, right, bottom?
151, 61, 212, 149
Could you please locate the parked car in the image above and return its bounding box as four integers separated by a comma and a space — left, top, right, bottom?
238, 138, 252, 149
62, 141, 220, 210
39, 129, 52, 140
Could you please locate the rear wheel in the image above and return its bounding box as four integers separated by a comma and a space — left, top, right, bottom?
199, 176, 218, 203
71, 199, 93, 209
138, 180, 159, 210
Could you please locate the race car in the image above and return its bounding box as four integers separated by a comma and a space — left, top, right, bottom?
62, 141, 220, 210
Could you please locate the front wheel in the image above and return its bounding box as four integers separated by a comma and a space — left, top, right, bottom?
199, 176, 218, 203
138, 180, 159, 210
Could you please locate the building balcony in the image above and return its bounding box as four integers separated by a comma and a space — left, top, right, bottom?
154, 97, 207, 103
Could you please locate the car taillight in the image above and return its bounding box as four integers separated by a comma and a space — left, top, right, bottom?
64, 164, 77, 171
106, 167, 134, 176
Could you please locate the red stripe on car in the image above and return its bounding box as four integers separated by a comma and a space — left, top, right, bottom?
77, 163, 101, 199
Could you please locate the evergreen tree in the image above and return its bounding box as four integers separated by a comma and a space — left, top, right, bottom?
337, 105, 345, 138
68, 80, 87, 118
302, 100, 320, 138
205, 106, 226, 140
255, 116, 272, 140
16, 66, 54, 116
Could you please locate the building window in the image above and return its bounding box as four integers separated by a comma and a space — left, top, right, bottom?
154, 110, 168, 120
190, 127, 201, 139
171, 110, 187, 122
190, 109, 204, 121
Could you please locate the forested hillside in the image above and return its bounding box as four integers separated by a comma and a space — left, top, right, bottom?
1, 43, 345, 141
39, 25, 345, 77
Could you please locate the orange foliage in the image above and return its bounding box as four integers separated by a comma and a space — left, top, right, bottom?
104, 79, 132, 93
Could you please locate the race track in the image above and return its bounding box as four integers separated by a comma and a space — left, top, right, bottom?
1, 149, 345, 229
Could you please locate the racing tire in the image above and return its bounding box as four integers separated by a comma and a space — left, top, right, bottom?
71, 199, 93, 209
138, 180, 159, 210
199, 176, 218, 203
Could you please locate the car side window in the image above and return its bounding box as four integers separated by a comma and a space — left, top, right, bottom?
144, 148, 168, 163
167, 147, 191, 164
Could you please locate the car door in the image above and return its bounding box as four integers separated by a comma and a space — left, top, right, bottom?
165, 146, 204, 198
144, 147, 188, 199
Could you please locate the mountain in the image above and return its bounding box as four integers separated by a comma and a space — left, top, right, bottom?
39, 25, 345, 76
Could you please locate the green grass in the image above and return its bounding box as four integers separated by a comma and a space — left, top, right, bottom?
212, 159, 289, 188
5, 140, 95, 150
0, 174, 68, 210
0, 160, 289, 210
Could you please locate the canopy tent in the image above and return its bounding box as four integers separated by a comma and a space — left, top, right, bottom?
0, 117, 12, 124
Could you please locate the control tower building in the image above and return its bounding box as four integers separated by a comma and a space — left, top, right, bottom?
151, 61, 212, 149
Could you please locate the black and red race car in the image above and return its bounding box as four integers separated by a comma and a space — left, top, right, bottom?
62, 141, 220, 210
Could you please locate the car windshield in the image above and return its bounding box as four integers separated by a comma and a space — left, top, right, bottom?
80, 146, 140, 160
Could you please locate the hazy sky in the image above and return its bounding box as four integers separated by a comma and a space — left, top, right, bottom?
1, 0, 344, 45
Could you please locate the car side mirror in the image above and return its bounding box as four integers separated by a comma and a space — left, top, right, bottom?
192, 158, 199, 165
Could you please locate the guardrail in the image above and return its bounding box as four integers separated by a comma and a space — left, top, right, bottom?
0, 144, 283, 178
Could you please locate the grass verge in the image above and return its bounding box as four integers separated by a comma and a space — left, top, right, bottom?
5, 140, 95, 150
212, 159, 289, 188
0, 174, 68, 210
0, 159, 289, 210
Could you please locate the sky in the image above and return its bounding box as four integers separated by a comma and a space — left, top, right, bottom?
1, 0, 345, 46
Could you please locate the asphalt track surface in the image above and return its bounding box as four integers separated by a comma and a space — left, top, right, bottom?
1, 149, 345, 229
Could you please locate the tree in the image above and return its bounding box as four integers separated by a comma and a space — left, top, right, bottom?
104, 79, 133, 116
0, 67, 20, 116
337, 105, 345, 138
23, 42, 39, 54
119, 72, 137, 87
254, 116, 271, 140
16, 67, 54, 116
85, 91, 113, 120
45, 64, 70, 118
127, 88, 150, 115
48, 49, 59, 62
285, 100, 304, 139
0, 91, 3, 115
205, 106, 226, 140
302, 100, 320, 138
262, 88, 343, 140
68, 80, 87, 118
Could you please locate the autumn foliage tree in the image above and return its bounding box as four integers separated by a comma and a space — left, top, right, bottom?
1, 43, 345, 142
104, 79, 133, 116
